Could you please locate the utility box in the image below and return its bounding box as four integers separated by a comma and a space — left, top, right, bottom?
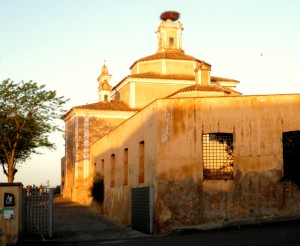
0, 183, 23, 246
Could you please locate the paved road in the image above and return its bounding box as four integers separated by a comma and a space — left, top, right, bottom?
18, 219, 300, 245
17, 196, 300, 245
17, 196, 146, 245
52, 196, 146, 241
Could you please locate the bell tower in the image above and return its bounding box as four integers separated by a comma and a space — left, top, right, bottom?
156, 11, 183, 52
97, 63, 112, 102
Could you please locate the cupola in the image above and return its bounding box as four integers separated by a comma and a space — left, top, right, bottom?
195, 61, 211, 85
156, 11, 183, 52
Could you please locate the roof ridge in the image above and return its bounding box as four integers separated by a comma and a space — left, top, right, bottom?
166, 84, 241, 98
129, 51, 207, 69
72, 100, 137, 111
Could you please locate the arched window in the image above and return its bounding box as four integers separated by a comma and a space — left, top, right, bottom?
110, 154, 115, 187
124, 148, 128, 185
139, 141, 145, 183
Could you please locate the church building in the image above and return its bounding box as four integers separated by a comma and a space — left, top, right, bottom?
62, 11, 300, 234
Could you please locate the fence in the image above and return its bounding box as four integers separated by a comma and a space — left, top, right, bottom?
23, 187, 53, 239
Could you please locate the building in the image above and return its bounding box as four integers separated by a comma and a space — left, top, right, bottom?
62, 11, 300, 234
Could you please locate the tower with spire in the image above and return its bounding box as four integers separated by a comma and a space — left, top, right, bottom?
97, 64, 112, 102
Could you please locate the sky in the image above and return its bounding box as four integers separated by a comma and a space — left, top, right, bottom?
0, 0, 300, 186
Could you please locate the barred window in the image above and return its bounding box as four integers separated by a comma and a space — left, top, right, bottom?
203, 133, 234, 180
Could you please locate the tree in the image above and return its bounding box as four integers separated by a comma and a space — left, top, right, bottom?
0, 79, 69, 183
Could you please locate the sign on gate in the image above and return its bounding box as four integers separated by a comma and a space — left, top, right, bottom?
4, 193, 15, 207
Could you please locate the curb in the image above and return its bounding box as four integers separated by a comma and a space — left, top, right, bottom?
172, 214, 300, 235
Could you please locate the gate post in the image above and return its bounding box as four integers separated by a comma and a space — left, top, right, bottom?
0, 183, 23, 246
48, 188, 53, 238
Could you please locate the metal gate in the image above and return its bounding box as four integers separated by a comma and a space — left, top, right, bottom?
131, 187, 154, 234
23, 187, 53, 239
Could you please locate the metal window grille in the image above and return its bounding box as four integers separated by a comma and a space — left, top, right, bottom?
203, 133, 234, 180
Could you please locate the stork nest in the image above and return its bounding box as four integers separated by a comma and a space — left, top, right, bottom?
160, 11, 180, 21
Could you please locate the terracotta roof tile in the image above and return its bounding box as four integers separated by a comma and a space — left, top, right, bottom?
128, 72, 194, 80
130, 50, 209, 69
166, 84, 241, 98
113, 73, 239, 90
113, 72, 194, 89
211, 76, 239, 83
73, 100, 137, 111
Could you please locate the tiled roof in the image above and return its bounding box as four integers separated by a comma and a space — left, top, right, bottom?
166, 84, 241, 98
130, 50, 209, 69
73, 100, 136, 111
114, 72, 239, 90
114, 72, 194, 89
211, 76, 239, 83
123, 72, 194, 82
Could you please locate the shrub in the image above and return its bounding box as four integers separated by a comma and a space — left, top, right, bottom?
53, 185, 61, 195
90, 172, 104, 203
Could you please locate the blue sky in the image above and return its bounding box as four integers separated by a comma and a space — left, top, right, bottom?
0, 0, 300, 186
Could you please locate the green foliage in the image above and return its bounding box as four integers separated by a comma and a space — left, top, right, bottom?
53, 185, 61, 195
0, 79, 69, 182
90, 172, 104, 203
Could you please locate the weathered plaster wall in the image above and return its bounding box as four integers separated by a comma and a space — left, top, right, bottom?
75, 94, 300, 235
165, 60, 194, 74
134, 82, 193, 109
63, 116, 76, 198
138, 61, 162, 74
63, 114, 134, 202
155, 95, 300, 234
112, 85, 131, 106
90, 103, 158, 225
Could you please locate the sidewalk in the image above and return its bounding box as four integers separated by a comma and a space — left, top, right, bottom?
52, 196, 147, 241
18, 196, 147, 245
172, 213, 300, 235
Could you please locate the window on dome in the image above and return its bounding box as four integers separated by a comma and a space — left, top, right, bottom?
169, 37, 174, 46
